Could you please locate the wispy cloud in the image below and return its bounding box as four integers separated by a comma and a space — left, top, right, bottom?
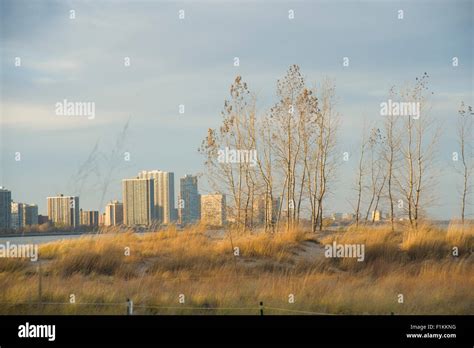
0, 0, 472, 218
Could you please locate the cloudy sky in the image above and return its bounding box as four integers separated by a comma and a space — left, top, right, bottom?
0, 0, 472, 219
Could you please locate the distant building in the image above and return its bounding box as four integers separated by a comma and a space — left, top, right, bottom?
23, 204, 38, 226
253, 194, 280, 225
178, 175, 200, 225
80, 210, 99, 226
331, 213, 343, 221
105, 200, 123, 226
173, 208, 178, 223
38, 215, 50, 225
11, 202, 24, 230
342, 213, 355, 221
47, 194, 80, 227
138, 170, 175, 225
201, 193, 226, 227
371, 210, 383, 222
122, 178, 155, 226
0, 187, 12, 230
11, 202, 38, 229
98, 213, 106, 226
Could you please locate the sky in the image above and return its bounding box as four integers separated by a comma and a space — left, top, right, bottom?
0, 0, 472, 219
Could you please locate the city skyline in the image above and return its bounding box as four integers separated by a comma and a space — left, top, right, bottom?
4, 169, 402, 230
1, 171, 199, 216
0, 171, 215, 229
0, 157, 471, 223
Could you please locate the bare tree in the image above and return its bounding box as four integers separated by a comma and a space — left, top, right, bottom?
270, 65, 305, 231
199, 76, 257, 231
200, 65, 339, 234
456, 102, 473, 223
396, 74, 440, 227
295, 89, 320, 226
255, 114, 276, 231
354, 125, 368, 228
364, 128, 387, 222
312, 79, 339, 231
382, 87, 402, 232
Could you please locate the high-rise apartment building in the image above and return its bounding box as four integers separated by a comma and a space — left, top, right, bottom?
23, 204, 38, 226
98, 213, 106, 226
253, 195, 280, 226
138, 170, 175, 225
11, 202, 24, 230
122, 178, 155, 226
47, 194, 80, 227
80, 210, 99, 226
201, 193, 226, 227
178, 175, 200, 225
0, 187, 11, 230
10, 202, 38, 229
105, 200, 124, 226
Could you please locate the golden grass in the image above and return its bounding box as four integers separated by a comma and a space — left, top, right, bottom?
0, 223, 472, 315
401, 222, 473, 260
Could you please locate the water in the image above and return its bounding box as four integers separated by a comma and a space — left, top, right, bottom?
0, 233, 91, 245
0, 229, 225, 246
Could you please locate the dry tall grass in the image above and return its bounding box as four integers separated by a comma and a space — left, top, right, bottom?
0, 223, 472, 315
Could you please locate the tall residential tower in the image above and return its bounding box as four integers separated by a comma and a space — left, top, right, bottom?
178, 175, 200, 225
23, 204, 39, 226
10, 202, 23, 230
122, 178, 155, 226
105, 200, 124, 226
138, 170, 175, 225
0, 187, 11, 229
47, 194, 80, 227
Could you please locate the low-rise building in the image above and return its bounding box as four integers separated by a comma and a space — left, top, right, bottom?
201, 193, 226, 227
